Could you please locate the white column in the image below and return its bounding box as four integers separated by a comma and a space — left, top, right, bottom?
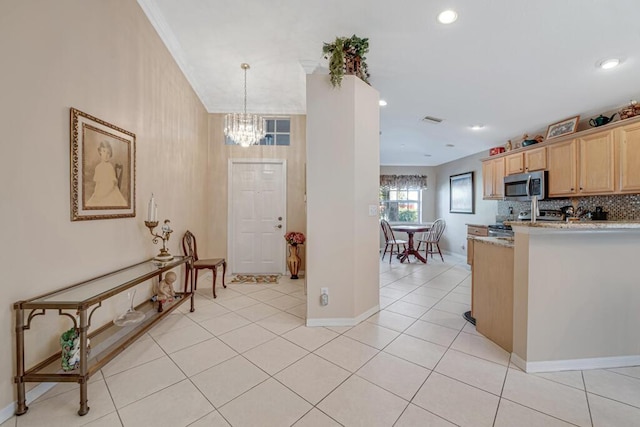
305, 74, 380, 326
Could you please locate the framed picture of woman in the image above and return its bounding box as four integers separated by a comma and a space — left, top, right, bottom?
70, 108, 136, 221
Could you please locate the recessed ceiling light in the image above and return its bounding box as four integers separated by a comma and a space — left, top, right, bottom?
437, 10, 458, 24
471, 124, 484, 130
598, 58, 621, 69
446, 144, 455, 147
379, 99, 387, 106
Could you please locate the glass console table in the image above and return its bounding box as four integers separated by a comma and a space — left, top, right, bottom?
13, 256, 194, 416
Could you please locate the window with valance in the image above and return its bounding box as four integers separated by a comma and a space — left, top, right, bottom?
379, 175, 427, 223
379, 175, 428, 189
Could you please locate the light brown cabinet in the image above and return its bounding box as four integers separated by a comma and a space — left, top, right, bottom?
482, 157, 505, 199
472, 240, 513, 352
547, 131, 615, 197
482, 116, 640, 199
578, 131, 615, 194
547, 139, 578, 196
466, 225, 488, 265
505, 146, 546, 175
618, 121, 640, 192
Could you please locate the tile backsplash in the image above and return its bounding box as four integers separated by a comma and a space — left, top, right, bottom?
497, 194, 640, 221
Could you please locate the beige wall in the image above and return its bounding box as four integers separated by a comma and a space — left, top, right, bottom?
0, 0, 210, 412
435, 152, 498, 257
207, 114, 307, 269
306, 75, 380, 324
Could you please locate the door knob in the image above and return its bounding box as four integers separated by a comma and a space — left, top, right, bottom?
275, 224, 282, 229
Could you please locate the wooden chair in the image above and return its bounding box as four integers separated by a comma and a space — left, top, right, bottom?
182, 230, 226, 298
416, 219, 446, 262
380, 220, 407, 263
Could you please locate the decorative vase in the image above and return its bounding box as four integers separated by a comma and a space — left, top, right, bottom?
287, 244, 301, 279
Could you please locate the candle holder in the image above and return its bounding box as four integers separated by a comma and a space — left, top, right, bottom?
144, 219, 174, 261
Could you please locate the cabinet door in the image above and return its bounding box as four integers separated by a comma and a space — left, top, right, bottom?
482, 160, 495, 199
493, 158, 505, 198
578, 131, 615, 194
505, 153, 524, 175
547, 139, 578, 196
525, 146, 547, 172
618, 122, 640, 192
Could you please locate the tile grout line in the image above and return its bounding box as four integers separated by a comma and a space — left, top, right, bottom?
581, 371, 595, 427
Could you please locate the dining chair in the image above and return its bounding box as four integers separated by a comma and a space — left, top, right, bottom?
416, 218, 446, 262
182, 230, 226, 298
380, 220, 407, 263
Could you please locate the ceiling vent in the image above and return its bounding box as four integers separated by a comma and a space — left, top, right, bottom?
422, 116, 443, 124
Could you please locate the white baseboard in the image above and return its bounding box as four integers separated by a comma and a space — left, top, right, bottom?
306, 304, 379, 327
511, 352, 640, 373
0, 382, 57, 424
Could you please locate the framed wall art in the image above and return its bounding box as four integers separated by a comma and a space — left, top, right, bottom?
70, 108, 136, 221
450, 171, 474, 214
545, 115, 580, 140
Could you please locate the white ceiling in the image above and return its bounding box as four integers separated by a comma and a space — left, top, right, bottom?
138, 0, 640, 166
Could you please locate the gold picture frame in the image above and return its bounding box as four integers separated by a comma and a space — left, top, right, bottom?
545, 115, 580, 140
70, 108, 136, 221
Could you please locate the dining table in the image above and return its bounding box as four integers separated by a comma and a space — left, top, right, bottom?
391, 223, 432, 263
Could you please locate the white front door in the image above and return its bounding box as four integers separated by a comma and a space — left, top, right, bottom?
229, 159, 286, 274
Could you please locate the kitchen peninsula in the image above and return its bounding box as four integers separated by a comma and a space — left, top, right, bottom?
471, 221, 640, 373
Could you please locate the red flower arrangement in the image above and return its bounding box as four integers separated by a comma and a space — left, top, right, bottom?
284, 231, 306, 246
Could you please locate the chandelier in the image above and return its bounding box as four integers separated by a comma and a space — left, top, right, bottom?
224, 63, 266, 147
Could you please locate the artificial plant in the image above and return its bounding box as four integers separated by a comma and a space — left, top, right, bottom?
322, 34, 370, 87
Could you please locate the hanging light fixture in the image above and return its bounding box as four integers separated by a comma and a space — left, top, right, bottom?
224, 63, 266, 147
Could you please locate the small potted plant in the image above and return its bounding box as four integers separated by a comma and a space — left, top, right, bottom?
322, 34, 370, 88
284, 232, 305, 279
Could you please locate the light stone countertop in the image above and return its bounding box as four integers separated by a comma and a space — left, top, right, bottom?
468, 235, 514, 248
505, 220, 640, 230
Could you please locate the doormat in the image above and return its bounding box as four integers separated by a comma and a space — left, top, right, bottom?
230, 274, 280, 284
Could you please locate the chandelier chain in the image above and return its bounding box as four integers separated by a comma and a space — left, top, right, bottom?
243, 66, 248, 115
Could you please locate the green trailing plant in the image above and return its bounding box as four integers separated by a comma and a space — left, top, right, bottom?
322, 34, 370, 88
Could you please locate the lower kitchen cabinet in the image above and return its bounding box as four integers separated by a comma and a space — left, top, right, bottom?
472, 240, 513, 352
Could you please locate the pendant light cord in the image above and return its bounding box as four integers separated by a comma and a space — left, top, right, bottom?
243, 66, 248, 115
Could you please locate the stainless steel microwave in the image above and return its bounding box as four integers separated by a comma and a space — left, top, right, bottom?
503, 171, 546, 201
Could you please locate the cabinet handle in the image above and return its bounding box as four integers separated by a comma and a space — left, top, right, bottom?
570, 188, 574, 191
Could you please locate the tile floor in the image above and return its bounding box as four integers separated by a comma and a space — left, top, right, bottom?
4, 258, 640, 426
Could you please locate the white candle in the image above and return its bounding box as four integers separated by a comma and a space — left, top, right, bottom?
148, 194, 155, 222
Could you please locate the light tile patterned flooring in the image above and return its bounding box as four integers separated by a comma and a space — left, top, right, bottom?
4, 258, 640, 426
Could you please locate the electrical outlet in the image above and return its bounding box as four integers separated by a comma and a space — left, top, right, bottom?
320, 288, 329, 306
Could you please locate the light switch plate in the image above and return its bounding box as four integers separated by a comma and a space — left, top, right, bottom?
368, 205, 378, 216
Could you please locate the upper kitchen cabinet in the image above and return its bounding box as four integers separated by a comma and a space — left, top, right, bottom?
618, 120, 640, 192
547, 130, 614, 197
482, 157, 505, 200
577, 130, 615, 194
505, 147, 547, 175
547, 139, 578, 197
